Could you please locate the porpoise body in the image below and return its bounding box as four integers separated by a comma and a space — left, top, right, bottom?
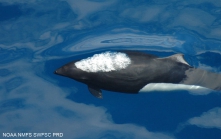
55, 51, 221, 98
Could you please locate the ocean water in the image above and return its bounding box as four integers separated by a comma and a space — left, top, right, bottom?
0, 0, 221, 139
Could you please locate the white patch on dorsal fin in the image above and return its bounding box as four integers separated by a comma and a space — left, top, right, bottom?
163, 54, 190, 66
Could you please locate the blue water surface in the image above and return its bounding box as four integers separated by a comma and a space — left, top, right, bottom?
0, 0, 221, 139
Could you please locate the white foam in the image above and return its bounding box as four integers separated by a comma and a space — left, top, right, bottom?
75, 51, 131, 72
139, 83, 211, 95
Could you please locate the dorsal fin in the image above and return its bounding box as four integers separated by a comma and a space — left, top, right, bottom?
161, 54, 190, 66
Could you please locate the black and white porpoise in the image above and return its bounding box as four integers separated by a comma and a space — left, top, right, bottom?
54, 50, 221, 98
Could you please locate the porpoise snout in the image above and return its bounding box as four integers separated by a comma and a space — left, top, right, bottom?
54, 67, 63, 75
54, 70, 58, 74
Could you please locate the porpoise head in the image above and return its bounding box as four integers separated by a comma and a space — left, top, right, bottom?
54, 51, 132, 89
54, 61, 90, 81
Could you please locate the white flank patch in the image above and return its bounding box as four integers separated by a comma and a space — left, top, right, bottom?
75, 51, 131, 72
139, 83, 211, 95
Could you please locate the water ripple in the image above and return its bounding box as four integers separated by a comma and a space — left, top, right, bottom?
0, 98, 25, 114
63, 32, 185, 54
5, 77, 25, 92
